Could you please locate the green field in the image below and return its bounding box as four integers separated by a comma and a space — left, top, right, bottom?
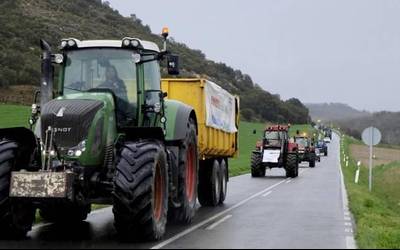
341, 135, 400, 248
0, 104, 30, 128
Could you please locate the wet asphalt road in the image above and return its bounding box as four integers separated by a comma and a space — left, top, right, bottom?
0, 134, 355, 249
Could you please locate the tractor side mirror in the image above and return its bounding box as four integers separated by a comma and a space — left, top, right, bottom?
167, 55, 179, 75
253, 129, 257, 135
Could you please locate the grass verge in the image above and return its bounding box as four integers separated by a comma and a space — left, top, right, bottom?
340, 135, 400, 248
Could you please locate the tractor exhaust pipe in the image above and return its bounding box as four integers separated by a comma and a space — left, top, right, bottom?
40, 39, 53, 108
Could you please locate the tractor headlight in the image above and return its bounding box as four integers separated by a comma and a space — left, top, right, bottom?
61, 40, 68, 49
67, 40, 76, 47
123, 39, 131, 47
67, 140, 87, 157
121, 37, 143, 49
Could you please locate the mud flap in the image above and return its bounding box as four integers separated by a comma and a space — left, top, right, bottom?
9, 172, 74, 200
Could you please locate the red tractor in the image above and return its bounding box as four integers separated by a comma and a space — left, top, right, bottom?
251, 125, 299, 178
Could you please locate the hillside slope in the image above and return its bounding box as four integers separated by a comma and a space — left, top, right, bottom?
306, 103, 370, 122
337, 111, 400, 145
0, 0, 310, 124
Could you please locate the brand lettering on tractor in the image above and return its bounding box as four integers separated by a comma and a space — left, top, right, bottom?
53, 127, 72, 133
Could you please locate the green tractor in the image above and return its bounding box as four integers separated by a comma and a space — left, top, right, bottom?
0, 29, 200, 241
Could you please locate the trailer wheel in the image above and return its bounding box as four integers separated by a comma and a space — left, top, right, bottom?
113, 140, 168, 241
198, 159, 221, 207
0, 140, 35, 239
40, 203, 91, 223
219, 159, 228, 204
251, 152, 265, 177
285, 154, 299, 178
170, 118, 198, 224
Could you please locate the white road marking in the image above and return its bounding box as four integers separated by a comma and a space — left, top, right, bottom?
262, 191, 273, 197
344, 216, 351, 221
345, 228, 354, 233
345, 222, 352, 227
151, 179, 287, 249
286, 179, 292, 184
205, 215, 233, 230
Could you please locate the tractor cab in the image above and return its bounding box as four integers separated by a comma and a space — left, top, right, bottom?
262, 125, 289, 150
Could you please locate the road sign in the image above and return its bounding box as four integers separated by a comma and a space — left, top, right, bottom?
361, 127, 382, 192
362, 127, 382, 146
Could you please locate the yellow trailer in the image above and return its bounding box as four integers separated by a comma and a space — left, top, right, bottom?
162, 78, 239, 206
162, 78, 239, 159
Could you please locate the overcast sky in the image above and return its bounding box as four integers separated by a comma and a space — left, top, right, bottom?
107, 0, 400, 112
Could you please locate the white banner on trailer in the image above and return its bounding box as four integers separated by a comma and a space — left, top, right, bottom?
204, 81, 237, 133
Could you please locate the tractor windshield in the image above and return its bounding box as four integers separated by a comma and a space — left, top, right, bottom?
265, 131, 280, 140
295, 137, 309, 147
63, 48, 138, 125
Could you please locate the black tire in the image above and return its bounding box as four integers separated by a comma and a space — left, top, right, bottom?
325, 151, 328, 157
251, 152, 265, 178
40, 203, 91, 223
219, 159, 228, 204
113, 140, 169, 241
0, 140, 35, 239
285, 154, 299, 178
309, 157, 316, 168
198, 159, 221, 207
170, 118, 198, 224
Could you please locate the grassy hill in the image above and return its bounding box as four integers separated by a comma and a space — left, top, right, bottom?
0, 0, 310, 124
306, 103, 370, 122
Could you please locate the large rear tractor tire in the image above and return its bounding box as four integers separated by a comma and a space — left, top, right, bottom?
285, 154, 299, 178
40, 203, 91, 223
251, 152, 265, 178
0, 140, 35, 239
113, 140, 169, 242
170, 118, 198, 224
198, 159, 221, 207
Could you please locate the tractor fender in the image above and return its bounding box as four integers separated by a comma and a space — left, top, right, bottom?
164, 100, 197, 142
0, 127, 38, 166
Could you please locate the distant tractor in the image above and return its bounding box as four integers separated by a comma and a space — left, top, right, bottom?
251, 125, 299, 178
294, 135, 317, 168
0, 29, 239, 241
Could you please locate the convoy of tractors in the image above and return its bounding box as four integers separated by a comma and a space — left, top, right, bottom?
0, 29, 330, 242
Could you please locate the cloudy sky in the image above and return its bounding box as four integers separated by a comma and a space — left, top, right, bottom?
107, 0, 400, 112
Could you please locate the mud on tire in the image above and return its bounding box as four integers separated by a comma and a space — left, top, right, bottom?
113, 140, 169, 241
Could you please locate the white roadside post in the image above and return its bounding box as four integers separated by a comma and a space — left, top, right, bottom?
362, 127, 382, 192
355, 161, 361, 184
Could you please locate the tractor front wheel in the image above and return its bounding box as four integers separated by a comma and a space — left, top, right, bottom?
113, 140, 168, 241
251, 152, 265, 178
285, 154, 299, 178
0, 140, 35, 239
